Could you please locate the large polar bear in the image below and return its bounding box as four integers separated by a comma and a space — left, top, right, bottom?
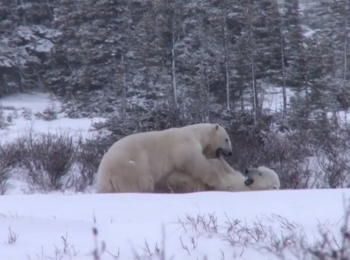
155, 156, 280, 193
96, 123, 233, 193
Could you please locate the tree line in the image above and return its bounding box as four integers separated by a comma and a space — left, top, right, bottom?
0, 0, 349, 122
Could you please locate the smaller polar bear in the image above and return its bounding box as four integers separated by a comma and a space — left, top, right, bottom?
243, 166, 280, 191
96, 123, 232, 193
155, 157, 280, 193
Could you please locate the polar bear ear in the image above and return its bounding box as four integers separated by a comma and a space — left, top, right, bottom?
244, 168, 249, 175
215, 124, 219, 130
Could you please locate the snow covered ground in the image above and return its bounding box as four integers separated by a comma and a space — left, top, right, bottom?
0, 91, 106, 145
1, 189, 350, 260
1, 91, 350, 259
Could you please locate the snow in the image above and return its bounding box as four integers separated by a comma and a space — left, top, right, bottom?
260, 84, 295, 113
0, 92, 106, 145
17, 25, 61, 53
1, 92, 350, 259
1, 189, 350, 260
0, 43, 41, 67
327, 110, 349, 126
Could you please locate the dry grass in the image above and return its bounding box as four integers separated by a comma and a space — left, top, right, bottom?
85, 197, 350, 260
7, 226, 20, 245
19, 196, 350, 260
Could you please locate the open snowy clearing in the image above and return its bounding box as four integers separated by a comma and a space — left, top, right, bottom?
0, 87, 296, 146
0, 91, 106, 145
1, 189, 350, 260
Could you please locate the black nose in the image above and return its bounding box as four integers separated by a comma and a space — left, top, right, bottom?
228, 151, 232, 156
245, 178, 254, 186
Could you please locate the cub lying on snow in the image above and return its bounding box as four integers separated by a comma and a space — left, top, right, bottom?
155, 156, 280, 193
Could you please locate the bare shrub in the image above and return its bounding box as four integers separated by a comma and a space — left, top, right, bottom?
305, 199, 350, 260
132, 225, 168, 260
259, 130, 314, 189
223, 112, 313, 189
0, 143, 20, 194
316, 149, 350, 188
7, 226, 20, 244
82, 197, 350, 259
307, 114, 350, 188
91, 227, 106, 260
175, 211, 307, 258
17, 130, 76, 191
313, 126, 350, 188
173, 198, 350, 260
177, 213, 219, 235
263, 197, 350, 260
51, 232, 80, 259
74, 133, 108, 191
222, 213, 303, 250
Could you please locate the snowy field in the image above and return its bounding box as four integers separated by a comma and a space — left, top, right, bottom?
1, 189, 350, 260
1, 91, 350, 259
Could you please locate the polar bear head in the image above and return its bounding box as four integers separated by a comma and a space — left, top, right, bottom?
208, 124, 233, 158
244, 166, 280, 190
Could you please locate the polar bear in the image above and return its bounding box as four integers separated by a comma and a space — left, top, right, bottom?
244, 166, 280, 190
96, 123, 232, 193
154, 157, 280, 193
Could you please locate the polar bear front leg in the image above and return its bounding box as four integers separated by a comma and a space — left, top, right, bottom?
181, 152, 224, 189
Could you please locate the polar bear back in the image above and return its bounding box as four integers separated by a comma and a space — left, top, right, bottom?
155, 159, 281, 193
98, 125, 217, 184
155, 157, 249, 193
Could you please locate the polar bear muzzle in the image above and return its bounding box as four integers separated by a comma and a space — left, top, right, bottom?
215, 148, 232, 158
223, 149, 233, 156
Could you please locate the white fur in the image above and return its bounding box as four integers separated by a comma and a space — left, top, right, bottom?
244, 166, 280, 190
96, 123, 232, 193
156, 157, 280, 193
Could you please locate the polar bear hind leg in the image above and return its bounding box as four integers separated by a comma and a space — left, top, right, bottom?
97, 154, 154, 193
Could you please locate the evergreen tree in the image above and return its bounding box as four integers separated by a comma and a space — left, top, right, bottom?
0, 0, 58, 96
282, 0, 305, 88
45, 0, 152, 117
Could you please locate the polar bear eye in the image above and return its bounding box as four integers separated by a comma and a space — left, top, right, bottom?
225, 138, 228, 143
259, 172, 262, 176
